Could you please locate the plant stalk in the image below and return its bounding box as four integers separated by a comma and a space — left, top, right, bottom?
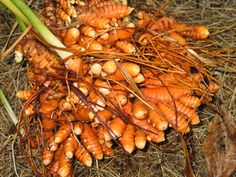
0, 0, 29, 24
16, 15, 27, 31
9, 0, 73, 59
0, 88, 18, 125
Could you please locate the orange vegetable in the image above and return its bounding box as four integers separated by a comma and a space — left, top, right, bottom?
80, 25, 96, 37
65, 57, 82, 73
97, 126, 114, 157
131, 116, 164, 143
138, 32, 154, 45
26, 67, 46, 85
133, 73, 145, 83
63, 27, 80, 47
55, 7, 71, 25
147, 17, 176, 31
143, 78, 164, 88
95, 109, 113, 124
167, 32, 186, 45
157, 102, 190, 133
148, 109, 168, 131
174, 101, 200, 125
87, 0, 103, 7
49, 160, 59, 175
102, 60, 117, 74
39, 96, 59, 118
23, 39, 62, 72
132, 99, 148, 120
115, 41, 136, 54
75, 144, 93, 167
58, 112, 77, 122
174, 24, 209, 39
97, 126, 107, 144
108, 84, 128, 106
88, 89, 103, 105
59, 99, 73, 111
80, 124, 103, 159
143, 72, 186, 87
107, 117, 126, 140
120, 124, 135, 153
101, 28, 136, 44
131, 116, 150, 131
90, 62, 102, 75
41, 118, 56, 131
101, 142, 114, 157
73, 122, 83, 135
63, 135, 78, 158
178, 95, 200, 108
48, 137, 59, 152
74, 104, 94, 121
88, 40, 103, 51
121, 101, 132, 117
147, 16, 209, 39
58, 0, 77, 17
42, 146, 54, 166
24, 103, 35, 116
141, 87, 192, 103
75, 0, 86, 6
58, 145, 72, 177
54, 123, 72, 143
134, 129, 146, 149
145, 125, 165, 143
114, 27, 135, 39
78, 82, 91, 96
107, 62, 140, 81
89, 3, 134, 19
16, 90, 33, 101
98, 32, 109, 41
78, 35, 91, 47
78, 13, 110, 29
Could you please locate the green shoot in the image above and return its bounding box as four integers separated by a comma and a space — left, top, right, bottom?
0, 2, 6, 9
0, 88, 18, 126
1, 0, 73, 59
0, 89, 24, 135
0, 0, 29, 24
16, 15, 27, 31
10, 0, 72, 59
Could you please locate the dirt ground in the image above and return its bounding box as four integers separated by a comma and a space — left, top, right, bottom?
0, 0, 235, 177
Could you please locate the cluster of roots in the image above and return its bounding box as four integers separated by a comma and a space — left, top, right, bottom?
16, 0, 218, 176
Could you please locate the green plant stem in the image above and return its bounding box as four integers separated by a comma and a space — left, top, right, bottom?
10, 0, 72, 59
0, 88, 18, 125
16, 15, 27, 31
0, 0, 29, 24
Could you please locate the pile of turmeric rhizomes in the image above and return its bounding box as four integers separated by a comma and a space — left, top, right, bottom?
15, 0, 218, 176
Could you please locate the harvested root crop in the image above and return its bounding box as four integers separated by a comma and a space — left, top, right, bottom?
15, 0, 219, 176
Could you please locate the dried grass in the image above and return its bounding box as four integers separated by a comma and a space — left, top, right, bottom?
0, 0, 235, 177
